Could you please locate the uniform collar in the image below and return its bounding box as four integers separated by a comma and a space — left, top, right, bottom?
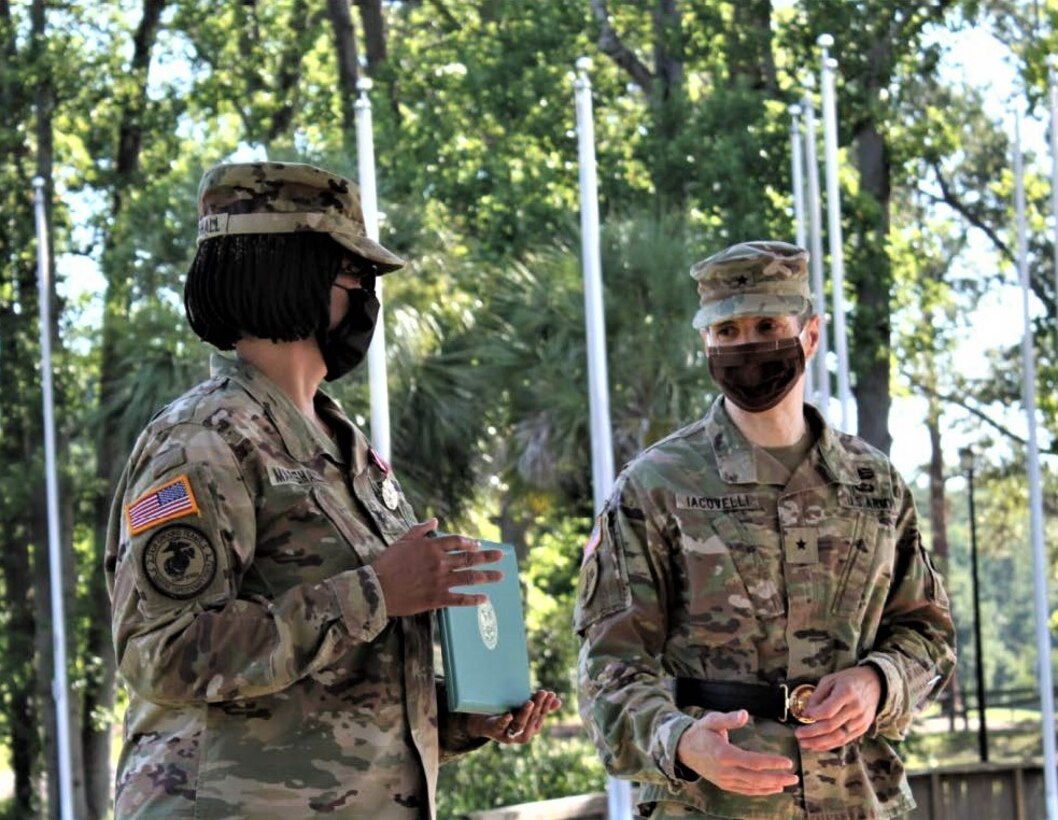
316, 391, 370, 475
704, 396, 861, 487
810, 405, 863, 486
211, 353, 367, 473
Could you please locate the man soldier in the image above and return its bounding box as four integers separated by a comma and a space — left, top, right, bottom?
575, 241, 955, 819
106, 161, 559, 819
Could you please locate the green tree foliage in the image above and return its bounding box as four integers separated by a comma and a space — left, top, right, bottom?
2, 0, 97, 813
436, 734, 606, 819
377, 1, 601, 253
776, 0, 968, 452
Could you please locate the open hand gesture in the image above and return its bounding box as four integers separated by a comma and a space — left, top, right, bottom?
676, 710, 798, 796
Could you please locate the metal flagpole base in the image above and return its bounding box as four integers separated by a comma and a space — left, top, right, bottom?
607, 778, 632, 819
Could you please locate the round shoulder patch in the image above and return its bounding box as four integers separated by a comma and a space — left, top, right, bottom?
142, 525, 218, 599
580, 551, 600, 605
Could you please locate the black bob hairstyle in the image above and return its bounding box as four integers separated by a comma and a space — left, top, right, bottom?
184, 232, 376, 350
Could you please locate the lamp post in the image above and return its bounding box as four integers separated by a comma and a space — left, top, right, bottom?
960, 447, 989, 763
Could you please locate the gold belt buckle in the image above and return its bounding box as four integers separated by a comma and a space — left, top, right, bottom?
782, 683, 817, 724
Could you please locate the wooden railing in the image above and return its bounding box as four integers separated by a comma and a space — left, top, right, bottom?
463, 762, 1048, 819
908, 762, 1045, 820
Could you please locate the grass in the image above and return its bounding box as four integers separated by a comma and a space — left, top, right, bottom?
905, 724, 1045, 769
903, 705, 1052, 770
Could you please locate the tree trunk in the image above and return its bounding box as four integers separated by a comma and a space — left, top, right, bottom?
589, 0, 654, 94
652, 0, 683, 97
3, 244, 44, 817
727, 0, 776, 91
926, 406, 962, 729
0, 0, 39, 807
32, 500, 61, 820
851, 44, 893, 454
356, 0, 386, 70
926, 408, 948, 565
87, 1, 167, 814
326, 0, 360, 150
650, 0, 687, 208
1, 517, 40, 817
81, 566, 117, 819
496, 493, 531, 563
265, 0, 310, 145
114, 0, 167, 199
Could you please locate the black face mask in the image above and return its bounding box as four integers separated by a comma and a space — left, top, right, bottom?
319, 286, 379, 382
707, 337, 805, 413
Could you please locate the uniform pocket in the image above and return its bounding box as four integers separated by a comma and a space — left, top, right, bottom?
311, 486, 387, 569
677, 512, 787, 622
670, 513, 775, 654
827, 514, 876, 617
921, 544, 950, 610
575, 529, 630, 639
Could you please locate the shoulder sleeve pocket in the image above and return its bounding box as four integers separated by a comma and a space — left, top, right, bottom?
920, 544, 950, 610
574, 512, 632, 635
123, 434, 244, 619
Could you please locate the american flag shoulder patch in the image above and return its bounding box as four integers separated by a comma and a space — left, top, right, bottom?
582, 515, 603, 567
125, 474, 200, 536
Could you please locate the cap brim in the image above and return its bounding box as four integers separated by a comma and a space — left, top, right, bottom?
196, 210, 408, 273
332, 231, 406, 273
693, 294, 809, 330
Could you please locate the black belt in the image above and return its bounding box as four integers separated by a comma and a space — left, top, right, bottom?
675, 678, 818, 725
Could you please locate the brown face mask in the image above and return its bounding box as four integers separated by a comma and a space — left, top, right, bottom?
707, 337, 805, 413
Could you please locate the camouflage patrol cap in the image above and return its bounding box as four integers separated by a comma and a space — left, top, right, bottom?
196, 162, 405, 272
690, 240, 811, 329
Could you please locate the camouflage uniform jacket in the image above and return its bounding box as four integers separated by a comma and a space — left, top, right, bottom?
576, 398, 956, 819
106, 355, 479, 819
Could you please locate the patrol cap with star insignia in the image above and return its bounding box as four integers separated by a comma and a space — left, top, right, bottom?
196, 161, 405, 273
690, 240, 811, 329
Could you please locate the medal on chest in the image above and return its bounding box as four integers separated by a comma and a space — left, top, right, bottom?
380, 476, 400, 510
369, 447, 401, 510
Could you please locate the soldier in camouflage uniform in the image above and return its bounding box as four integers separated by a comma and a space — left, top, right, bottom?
106, 162, 559, 819
576, 241, 955, 819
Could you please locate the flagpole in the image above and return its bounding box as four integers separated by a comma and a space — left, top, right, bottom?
1014, 110, 1058, 820
355, 77, 392, 462
1049, 57, 1058, 323
573, 56, 626, 820
573, 58, 616, 515
818, 34, 852, 431
789, 104, 808, 252
789, 103, 814, 402
802, 91, 830, 420
33, 176, 75, 820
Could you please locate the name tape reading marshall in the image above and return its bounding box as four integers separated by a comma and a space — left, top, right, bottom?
268, 465, 320, 486
675, 493, 762, 512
